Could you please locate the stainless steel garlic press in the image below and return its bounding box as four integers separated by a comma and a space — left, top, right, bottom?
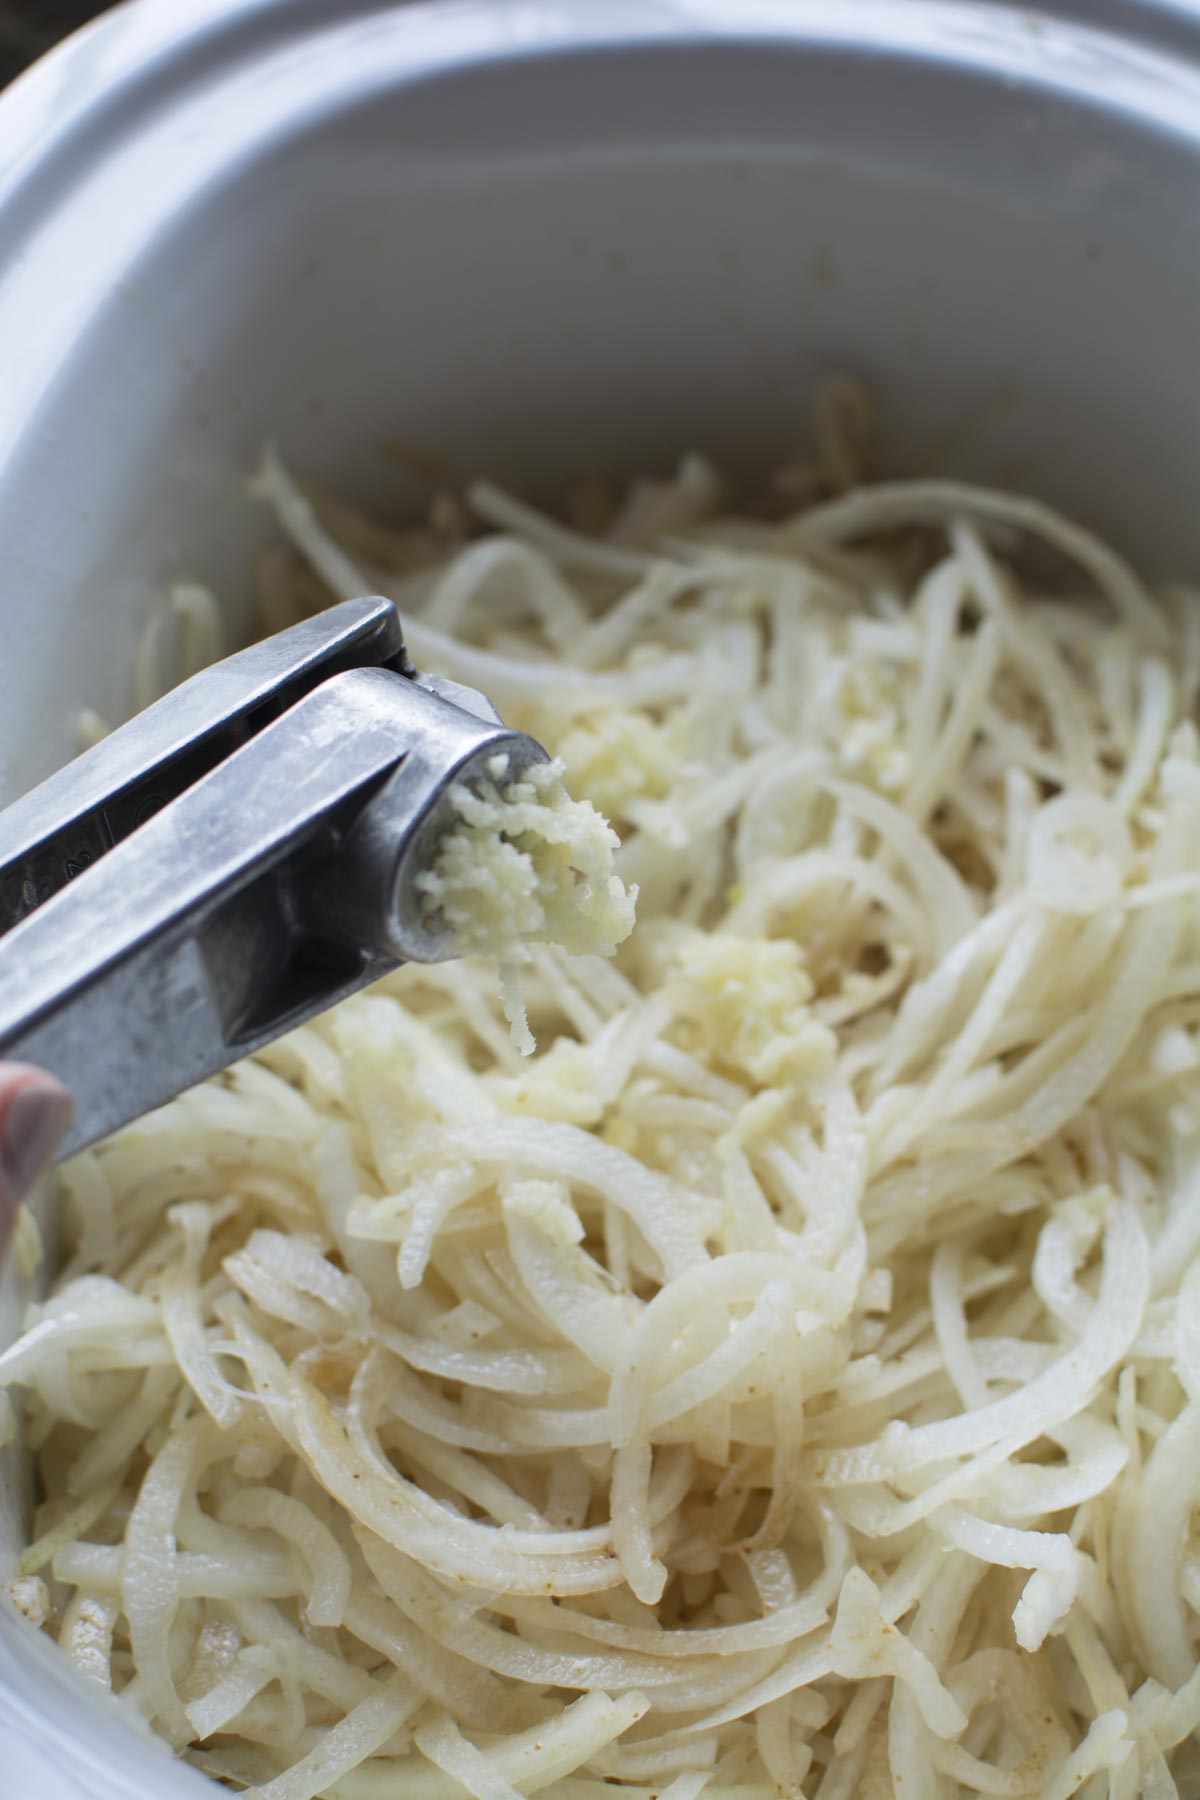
0, 597, 547, 1161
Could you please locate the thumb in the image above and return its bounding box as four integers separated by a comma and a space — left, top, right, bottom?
0, 1067, 73, 1262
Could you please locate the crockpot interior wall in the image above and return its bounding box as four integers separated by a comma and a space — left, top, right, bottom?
3, 38, 1199, 807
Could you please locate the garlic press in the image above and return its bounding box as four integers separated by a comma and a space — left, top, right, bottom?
0, 597, 547, 1161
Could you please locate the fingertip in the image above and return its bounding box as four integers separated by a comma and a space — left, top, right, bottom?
0, 1073, 74, 1204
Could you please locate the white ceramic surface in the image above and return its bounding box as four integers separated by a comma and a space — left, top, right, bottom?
1, 1, 1199, 1793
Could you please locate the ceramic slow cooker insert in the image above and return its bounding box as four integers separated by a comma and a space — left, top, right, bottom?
1, 3, 1199, 1795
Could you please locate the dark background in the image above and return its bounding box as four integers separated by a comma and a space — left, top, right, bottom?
1, 1, 113, 87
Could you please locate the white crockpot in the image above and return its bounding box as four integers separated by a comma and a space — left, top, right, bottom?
1, 1, 1199, 1793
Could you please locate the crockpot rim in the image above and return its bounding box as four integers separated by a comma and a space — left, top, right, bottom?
4, 0, 1200, 227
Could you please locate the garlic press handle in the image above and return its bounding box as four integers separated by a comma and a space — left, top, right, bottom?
0, 595, 406, 936
0, 614, 545, 1160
